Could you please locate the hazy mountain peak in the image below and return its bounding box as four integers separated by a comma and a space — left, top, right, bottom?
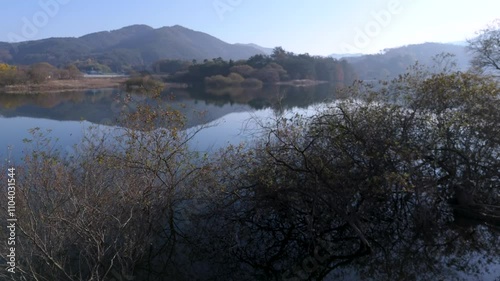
341, 42, 471, 80
79, 24, 153, 38
0, 24, 266, 70
170, 24, 191, 30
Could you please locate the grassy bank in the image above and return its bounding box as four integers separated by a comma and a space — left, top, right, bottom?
0, 77, 128, 94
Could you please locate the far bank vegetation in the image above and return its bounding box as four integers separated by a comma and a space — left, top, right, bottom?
152, 47, 357, 89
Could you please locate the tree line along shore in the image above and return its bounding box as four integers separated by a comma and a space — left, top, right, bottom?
1, 47, 358, 94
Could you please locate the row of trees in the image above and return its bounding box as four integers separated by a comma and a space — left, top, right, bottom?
153, 48, 357, 87
0, 62, 82, 86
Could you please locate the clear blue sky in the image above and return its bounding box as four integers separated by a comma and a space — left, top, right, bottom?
1, 0, 499, 56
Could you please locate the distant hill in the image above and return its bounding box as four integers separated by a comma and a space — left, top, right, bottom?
342, 42, 472, 80
329, 53, 364, 59
0, 25, 266, 72
236, 43, 274, 55
448, 40, 468, 46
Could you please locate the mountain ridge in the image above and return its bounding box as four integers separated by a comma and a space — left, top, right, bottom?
339, 42, 472, 80
0, 24, 268, 72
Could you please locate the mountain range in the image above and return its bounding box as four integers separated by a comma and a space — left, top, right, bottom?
0, 24, 474, 79
0, 25, 267, 72
334, 42, 472, 80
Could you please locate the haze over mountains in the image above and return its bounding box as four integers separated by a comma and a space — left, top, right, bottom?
339, 42, 472, 80
0, 24, 473, 78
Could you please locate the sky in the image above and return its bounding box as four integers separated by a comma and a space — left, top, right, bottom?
1, 0, 499, 56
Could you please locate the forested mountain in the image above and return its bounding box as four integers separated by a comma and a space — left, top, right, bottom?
0, 26, 474, 81
0, 25, 266, 72
343, 42, 472, 80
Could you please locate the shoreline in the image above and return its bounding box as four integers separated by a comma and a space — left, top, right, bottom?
275, 79, 329, 87
0, 77, 128, 94
0, 77, 328, 94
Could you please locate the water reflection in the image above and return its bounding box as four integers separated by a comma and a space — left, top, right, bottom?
0, 84, 337, 161
0, 83, 339, 126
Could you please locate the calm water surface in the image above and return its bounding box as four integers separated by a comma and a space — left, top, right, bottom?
0, 85, 333, 161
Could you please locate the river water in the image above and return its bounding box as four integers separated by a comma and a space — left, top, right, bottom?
0, 84, 334, 161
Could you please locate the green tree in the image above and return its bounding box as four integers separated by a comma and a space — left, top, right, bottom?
247, 54, 272, 69
229, 64, 255, 77
271, 46, 289, 61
